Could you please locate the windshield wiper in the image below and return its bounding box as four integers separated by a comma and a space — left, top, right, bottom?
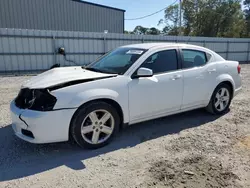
84, 67, 116, 74
84, 67, 105, 73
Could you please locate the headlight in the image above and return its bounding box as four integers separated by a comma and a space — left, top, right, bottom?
15, 88, 57, 111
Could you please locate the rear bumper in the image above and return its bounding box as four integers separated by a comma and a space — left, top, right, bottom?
10, 101, 77, 144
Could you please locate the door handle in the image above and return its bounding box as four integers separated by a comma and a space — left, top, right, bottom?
207, 69, 216, 73
171, 75, 182, 80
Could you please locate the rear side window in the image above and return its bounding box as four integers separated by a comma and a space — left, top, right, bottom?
182, 50, 207, 69
206, 53, 212, 62
141, 50, 178, 74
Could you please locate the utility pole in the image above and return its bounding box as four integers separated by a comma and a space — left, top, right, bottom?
179, 0, 182, 36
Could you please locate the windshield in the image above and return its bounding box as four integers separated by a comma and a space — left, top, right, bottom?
86, 47, 147, 75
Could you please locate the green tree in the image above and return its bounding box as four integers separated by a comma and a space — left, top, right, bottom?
158, 4, 180, 35
146, 27, 161, 35
132, 26, 160, 35
162, 0, 246, 37
243, 0, 250, 36
133, 25, 148, 35
124, 30, 135, 34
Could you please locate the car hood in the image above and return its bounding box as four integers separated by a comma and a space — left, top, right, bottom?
22, 66, 117, 89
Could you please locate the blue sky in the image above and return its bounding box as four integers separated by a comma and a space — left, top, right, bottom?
84, 0, 177, 31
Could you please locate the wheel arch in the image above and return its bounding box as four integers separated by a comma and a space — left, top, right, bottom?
80, 98, 124, 125
206, 80, 234, 114
212, 80, 234, 101
206, 75, 235, 106
215, 74, 235, 95
69, 98, 125, 139
218, 81, 234, 97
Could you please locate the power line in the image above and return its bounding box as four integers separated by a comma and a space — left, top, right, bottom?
125, 0, 178, 20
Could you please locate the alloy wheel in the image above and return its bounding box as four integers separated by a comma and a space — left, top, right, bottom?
214, 87, 230, 112
80, 110, 115, 144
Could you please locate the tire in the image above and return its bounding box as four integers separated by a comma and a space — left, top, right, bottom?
206, 83, 232, 115
70, 101, 120, 149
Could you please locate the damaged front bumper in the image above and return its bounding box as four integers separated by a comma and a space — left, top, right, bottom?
10, 101, 77, 144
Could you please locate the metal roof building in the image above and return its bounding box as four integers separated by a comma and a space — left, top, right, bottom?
0, 0, 125, 33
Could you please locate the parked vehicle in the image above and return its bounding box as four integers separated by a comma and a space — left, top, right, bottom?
10, 43, 242, 149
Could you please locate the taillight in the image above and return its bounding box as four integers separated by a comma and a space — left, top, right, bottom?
237, 65, 241, 74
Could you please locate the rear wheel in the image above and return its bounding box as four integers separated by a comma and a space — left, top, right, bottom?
70, 101, 120, 149
206, 83, 232, 115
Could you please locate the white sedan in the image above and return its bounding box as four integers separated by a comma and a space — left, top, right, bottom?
10, 43, 242, 149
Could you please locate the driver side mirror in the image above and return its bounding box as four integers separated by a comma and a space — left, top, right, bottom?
135, 67, 153, 78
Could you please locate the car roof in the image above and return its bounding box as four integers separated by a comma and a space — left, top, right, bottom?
121, 43, 225, 61
121, 43, 206, 50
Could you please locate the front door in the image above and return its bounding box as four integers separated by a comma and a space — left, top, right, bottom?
128, 49, 183, 122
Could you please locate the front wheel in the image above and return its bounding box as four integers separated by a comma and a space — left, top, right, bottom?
206, 83, 232, 115
70, 101, 120, 149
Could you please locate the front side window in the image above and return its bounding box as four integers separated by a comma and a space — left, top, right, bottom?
182, 49, 207, 68
140, 49, 178, 74
86, 47, 147, 75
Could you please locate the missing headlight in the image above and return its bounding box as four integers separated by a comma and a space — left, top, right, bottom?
15, 88, 57, 111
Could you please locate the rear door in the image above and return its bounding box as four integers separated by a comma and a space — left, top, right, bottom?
180, 49, 217, 109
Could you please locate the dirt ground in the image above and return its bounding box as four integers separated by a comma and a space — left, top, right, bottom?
0, 65, 249, 188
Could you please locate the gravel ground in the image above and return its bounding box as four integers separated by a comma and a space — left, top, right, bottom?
0, 65, 250, 188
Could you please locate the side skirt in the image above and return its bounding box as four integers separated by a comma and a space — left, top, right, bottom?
128, 104, 205, 125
